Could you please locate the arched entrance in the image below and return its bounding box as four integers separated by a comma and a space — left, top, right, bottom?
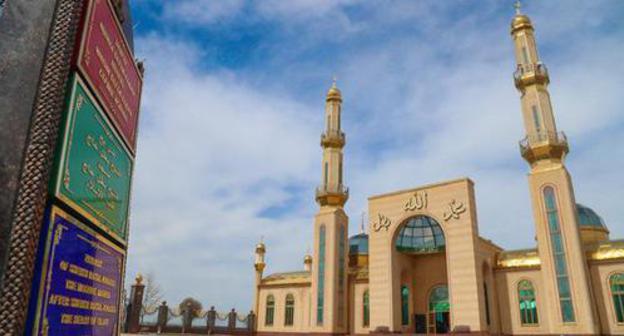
394, 215, 449, 334
428, 286, 450, 334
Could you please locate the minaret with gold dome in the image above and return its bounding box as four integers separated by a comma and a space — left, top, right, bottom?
511, 2, 598, 333
310, 80, 349, 333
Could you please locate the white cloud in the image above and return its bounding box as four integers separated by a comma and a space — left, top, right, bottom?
127, 1, 624, 311
162, 0, 245, 25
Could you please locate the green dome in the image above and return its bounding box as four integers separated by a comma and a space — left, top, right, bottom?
577, 204, 608, 230
349, 233, 368, 255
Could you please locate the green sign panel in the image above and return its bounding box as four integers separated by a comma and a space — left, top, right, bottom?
52, 76, 133, 245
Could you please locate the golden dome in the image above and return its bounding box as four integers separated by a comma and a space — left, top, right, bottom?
511, 14, 533, 33
256, 242, 266, 253
304, 254, 313, 264
326, 80, 342, 101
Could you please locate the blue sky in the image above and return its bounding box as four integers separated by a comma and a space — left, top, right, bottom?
125, 0, 624, 312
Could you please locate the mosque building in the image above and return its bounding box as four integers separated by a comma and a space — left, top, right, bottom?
252, 6, 624, 335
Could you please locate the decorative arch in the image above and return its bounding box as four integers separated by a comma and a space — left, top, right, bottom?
541, 185, 575, 323
517, 279, 538, 325
394, 215, 445, 254
284, 293, 295, 326
429, 285, 450, 313
265, 294, 275, 326
609, 272, 624, 323
482, 261, 492, 327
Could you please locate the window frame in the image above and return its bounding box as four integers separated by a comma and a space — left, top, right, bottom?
284, 294, 295, 326
609, 273, 624, 325
265, 294, 275, 326
363, 290, 370, 327
517, 279, 539, 326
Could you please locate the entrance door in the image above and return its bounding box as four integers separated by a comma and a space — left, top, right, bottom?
427, 286, 450, 334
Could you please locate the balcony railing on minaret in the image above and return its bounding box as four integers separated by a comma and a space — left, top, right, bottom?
519, 130, 569, 163
514, 63, 549, 89
315, 184, 349, 206
321, 130, 346, 148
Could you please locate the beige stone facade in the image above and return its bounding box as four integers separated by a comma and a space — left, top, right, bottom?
252, 9, 624, 336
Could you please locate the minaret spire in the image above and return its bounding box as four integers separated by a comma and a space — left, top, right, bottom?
316, 79, 348, 207
510, 8, 599, 332
510, 5, 568, 166
514, 0, 522, 15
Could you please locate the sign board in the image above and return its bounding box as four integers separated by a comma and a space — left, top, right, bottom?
52, 75, 133, 244
27, 206, 125, 335
77, 0, 142, 151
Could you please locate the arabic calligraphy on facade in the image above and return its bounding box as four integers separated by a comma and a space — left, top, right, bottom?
404, 191, 428, 212
372, 213, 392, 232
443, 199, 466, 221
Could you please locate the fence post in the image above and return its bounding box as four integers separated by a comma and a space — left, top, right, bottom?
228, 308, 236, 331
127, 274, 145, 333
207, 306, 216, 334
182, 302, 193, 333
247, 311, 256, 334
157, 301, 169, 333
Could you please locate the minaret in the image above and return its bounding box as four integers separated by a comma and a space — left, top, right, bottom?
253, 241, 266, 319
316, 78, 348, 207
311, 80, 349, 333
511, 3, 598, 333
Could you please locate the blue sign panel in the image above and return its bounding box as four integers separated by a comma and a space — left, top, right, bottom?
27, 206, 125, 336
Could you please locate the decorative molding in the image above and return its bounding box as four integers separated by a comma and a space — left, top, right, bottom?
403, 191, 428, 212
371, 213, 392, 232
443, 199, 466, 221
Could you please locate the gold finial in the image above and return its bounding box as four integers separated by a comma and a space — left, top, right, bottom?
514, 0, 522, 15
135, 273, 143, 285
327, 75, 342, 100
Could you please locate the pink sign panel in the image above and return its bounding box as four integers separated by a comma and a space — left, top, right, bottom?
78, 0, 142, 152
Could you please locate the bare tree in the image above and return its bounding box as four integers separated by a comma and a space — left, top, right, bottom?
140, 272, 164, 321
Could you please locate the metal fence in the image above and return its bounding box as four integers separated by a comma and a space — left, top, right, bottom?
126, 301, 255, 335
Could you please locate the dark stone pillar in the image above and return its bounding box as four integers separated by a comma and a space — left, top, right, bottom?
228, 308, 237, 331
247, 311, 256, 334
127, 274, 145, 333
0, 0, 85, 332
157, 301, 169, 333
207, 306, 216, 334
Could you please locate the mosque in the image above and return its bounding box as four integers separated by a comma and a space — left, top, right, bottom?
251, 6, 624, 336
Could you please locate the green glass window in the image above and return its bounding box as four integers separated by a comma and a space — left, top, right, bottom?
395, 216, 445, 254
363, 290, 370, 327
401, 286, 409, 326
518, 280, 538, 325
338, 226, 346, 325
429, 286, 450, 312
543, 187, 575, 322
323, 163, 328, 187
522, 46, 529, 64
317, 225, 326, 325
484, 282, 491, 325
610, 273, 624, 323
285, 294, 295, 326
532, 105, 541, 131
265, 295, 275, 326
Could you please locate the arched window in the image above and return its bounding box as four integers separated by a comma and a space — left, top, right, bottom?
363, 290, 370, 327
429, 286, 449, 313
317, 225, 326, 325
401, 286, 409, 326
395, 216, 445, 254
518, 280, 538, 325
285, 294, 295, 326
610, 273, 624, 323
265, 295, 275, 326
543, 186, 575, 322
